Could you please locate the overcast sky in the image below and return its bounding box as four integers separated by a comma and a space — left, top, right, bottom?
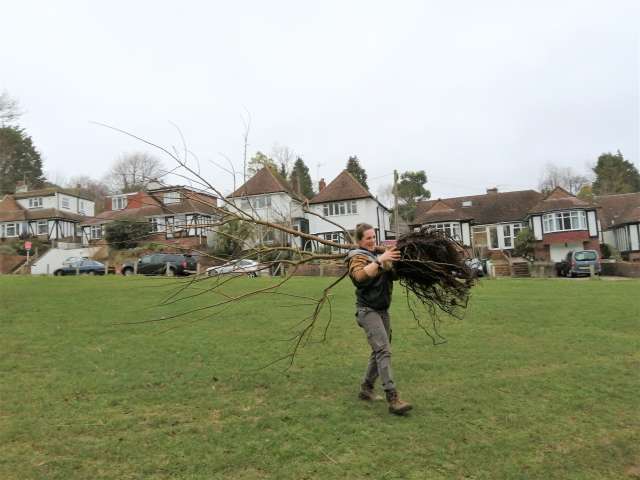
2, 1, 639, 203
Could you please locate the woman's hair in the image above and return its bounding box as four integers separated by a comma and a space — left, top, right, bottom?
355, 223, 374, 242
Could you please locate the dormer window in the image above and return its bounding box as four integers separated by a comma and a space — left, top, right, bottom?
164, 191, 181, 204
28, 197, 43, 208
112, 196, 128, 210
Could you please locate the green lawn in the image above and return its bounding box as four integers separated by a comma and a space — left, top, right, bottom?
1, 275, 639, 479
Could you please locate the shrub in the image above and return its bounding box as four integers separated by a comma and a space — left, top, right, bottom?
514, 228, 535, 259
104, 220, 151, 250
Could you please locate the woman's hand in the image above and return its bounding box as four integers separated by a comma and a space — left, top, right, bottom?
378, 246, 400, 264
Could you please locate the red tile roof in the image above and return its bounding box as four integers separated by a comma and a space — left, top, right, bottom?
595, 192, 640, 228
308, 170, 372, 204
528, 187, 596, 214
228, 167, 303, 200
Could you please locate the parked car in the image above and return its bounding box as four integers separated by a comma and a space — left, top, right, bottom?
54, 260, 106, 276
62, 256, 89, 266
206, 259, 261, 277
121, 253, 198, 276
464, 258, 484, 277
556, 250, 601, 277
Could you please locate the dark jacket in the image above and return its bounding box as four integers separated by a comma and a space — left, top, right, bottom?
346, 248, 394, 311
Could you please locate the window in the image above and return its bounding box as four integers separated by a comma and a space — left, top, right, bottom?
90, 225, 102, 239
112, 196, 127, 210
427, 222, 461, 240
79, 201, 86, 215
240, 195, 271, 210
6, 223, 18, 237
462, 200, 472, 207
164, 191, 181, 204
29, 197, 43, 208
37, 220, 48, 235
149, 218, 159, 232
489, 226, 499, 249
61, 197, 70, 209
501, 223, 523, 249
322, 201, 358, 217
542, 211, 587, 233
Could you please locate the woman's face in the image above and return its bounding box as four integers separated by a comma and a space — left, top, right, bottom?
358, 228, 376, 250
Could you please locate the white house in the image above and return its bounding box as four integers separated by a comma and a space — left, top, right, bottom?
596, 192, 640, 261
227, 167, 308, 247
307, 170, 391, 249
0, 183, 95, 241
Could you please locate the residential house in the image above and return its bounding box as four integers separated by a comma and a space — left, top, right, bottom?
527, 187, 600, 262
227, 167, 308, 247
79, 185, 219, 248
595, 192, 640, 261
0, 182, 95, 242
412, 187, 600, 262
307, 170, 391, 248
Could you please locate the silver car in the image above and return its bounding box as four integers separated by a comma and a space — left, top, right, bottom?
206, 259, 261, 277
556, 250, 601, 277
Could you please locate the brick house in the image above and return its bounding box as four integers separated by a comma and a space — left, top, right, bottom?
412, 186, 601, 262
307, 170, 391, 248
0, 183, 95, 242
595, 192, 640, 261
79, 185, 218, 248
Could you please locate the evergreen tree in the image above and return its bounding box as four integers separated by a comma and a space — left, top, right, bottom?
0, 126, 45, 194
592, 151, 640, 195
289, 157, 314, 199
346, 155, 368, 189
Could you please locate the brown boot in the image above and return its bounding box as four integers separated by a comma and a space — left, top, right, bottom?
385, 389, 413, 415
358, 382, 381, 401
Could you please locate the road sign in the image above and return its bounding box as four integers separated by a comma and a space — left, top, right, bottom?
24, 241, 32, 251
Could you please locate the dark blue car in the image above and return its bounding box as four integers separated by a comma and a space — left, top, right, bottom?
54, 260, 106, 276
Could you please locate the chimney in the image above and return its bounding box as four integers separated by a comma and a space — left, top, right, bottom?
319, 178, 326, 191
15, 181, 28, 193
486, 187, 498, 195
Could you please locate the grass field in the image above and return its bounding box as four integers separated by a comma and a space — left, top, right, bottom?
1, 275, 639, 479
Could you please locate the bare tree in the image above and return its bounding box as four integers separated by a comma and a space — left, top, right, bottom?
538, 164, 590, 195
0, 90, 22, 126
65, 175, 111, 212
105, 151, 165, 193
271, 143, 295, 177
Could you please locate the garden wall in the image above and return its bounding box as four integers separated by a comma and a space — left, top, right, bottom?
601, 261, 640, 278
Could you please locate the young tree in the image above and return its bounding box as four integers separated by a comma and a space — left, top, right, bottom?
0, 126, 45, 194
247, 151, 277, 176
396, 170, 430, 222
106, 152, 164, 193
289, 157, 314, 198
346, 155, 368, 189
592, 151, 640, 195
538, 164, 590, 195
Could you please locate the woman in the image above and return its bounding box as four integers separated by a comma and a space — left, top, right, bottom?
346, 223, 412, 415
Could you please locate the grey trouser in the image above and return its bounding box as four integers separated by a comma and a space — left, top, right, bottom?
356, 307, 395, 392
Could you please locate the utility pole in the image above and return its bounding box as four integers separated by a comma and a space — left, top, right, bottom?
393, 170, 399, 239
